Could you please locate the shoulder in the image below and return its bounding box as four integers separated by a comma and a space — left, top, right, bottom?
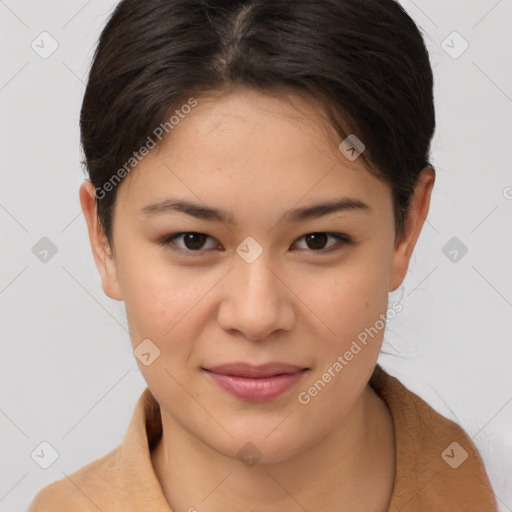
26, 447, 121, 512
370, 364, 498, 511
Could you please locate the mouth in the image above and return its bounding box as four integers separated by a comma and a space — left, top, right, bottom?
202, 362, 309, 402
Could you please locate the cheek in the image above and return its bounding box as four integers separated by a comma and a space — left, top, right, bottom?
295, 242, 393, 414
124, 274, 212, 344
303, 255, 392, 347
115, 240, 210, 346
292, 268, 390, 440
119, 255, 220, 397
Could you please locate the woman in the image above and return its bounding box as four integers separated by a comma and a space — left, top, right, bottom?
27, 0, 497, 510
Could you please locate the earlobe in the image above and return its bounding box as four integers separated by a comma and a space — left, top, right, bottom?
389, 167, 435, 292
79, 181, 123, 301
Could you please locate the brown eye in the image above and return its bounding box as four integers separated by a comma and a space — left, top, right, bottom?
158, 231, 352, 256
181, 233, 208, 250
293, 232, 352, 252
159, 232, 219, 253
305, 233, 328, 250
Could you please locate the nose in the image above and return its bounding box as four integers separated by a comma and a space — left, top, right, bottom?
217, 253, 296, 342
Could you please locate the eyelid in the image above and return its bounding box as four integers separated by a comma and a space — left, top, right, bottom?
158, 231, 353, 255
291, 232, 353, 253
158, 232, 220, 255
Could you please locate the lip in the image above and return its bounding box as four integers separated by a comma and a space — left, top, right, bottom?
205, 362, 307, 378
203, 362, 309, 402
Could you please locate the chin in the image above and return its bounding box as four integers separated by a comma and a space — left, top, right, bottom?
208, 421, 316, 467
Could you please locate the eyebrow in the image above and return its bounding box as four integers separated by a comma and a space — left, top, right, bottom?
140, 197, 370, 225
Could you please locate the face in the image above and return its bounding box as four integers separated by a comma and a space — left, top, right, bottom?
81, 87, 432, 465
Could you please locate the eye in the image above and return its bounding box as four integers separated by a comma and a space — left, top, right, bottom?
158, 231, 353, 255
158, 232, 220, 254
292, 232, 353, 253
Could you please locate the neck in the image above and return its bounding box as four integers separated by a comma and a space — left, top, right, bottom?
151, 383, 395, 512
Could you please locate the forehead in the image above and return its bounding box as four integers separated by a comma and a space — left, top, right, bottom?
117, 88, 391, 219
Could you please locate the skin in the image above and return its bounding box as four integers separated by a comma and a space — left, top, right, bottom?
80, 86, 434, 511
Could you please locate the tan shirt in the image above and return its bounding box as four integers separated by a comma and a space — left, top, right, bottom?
26, 364, 497, 511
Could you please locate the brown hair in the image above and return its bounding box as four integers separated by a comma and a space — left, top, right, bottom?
80, 0, 435, 246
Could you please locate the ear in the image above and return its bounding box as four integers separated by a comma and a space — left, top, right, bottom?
389, 167, 435, 292
79, 181, 123, 301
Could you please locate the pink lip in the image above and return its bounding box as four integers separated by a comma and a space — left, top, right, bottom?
203, 362, 308, 402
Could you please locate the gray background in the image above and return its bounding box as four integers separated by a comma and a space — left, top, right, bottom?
1, 0, 511, 510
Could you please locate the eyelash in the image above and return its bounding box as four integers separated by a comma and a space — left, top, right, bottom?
157, 232, 353, 256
